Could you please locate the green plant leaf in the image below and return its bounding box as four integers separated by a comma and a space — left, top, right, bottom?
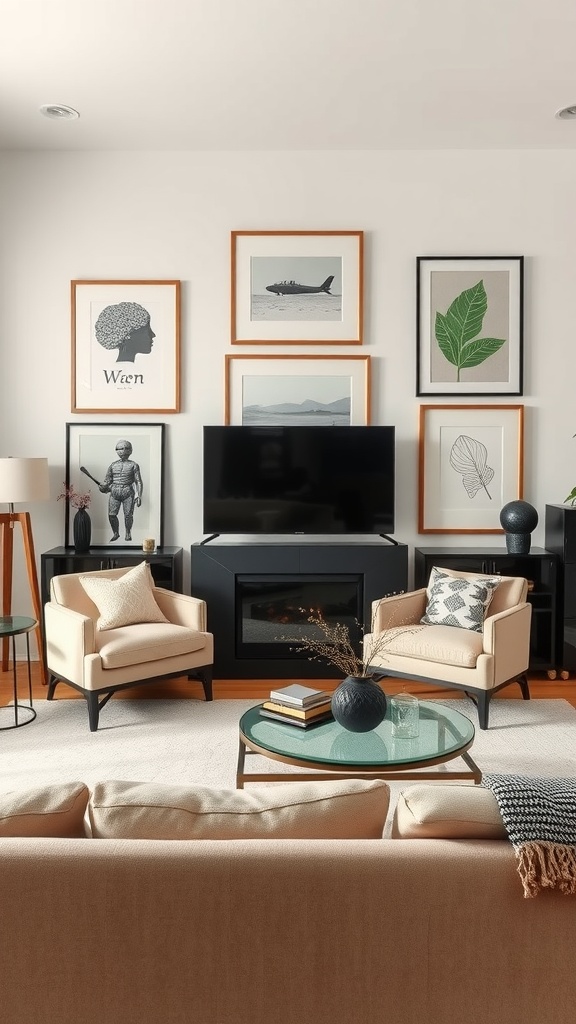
458, 337, 506, 368
434, 279, 506, 380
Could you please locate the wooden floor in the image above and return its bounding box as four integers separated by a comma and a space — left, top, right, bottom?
2, 663, 576, 708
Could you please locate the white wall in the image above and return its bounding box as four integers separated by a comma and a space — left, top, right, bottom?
1, 148, 575, 643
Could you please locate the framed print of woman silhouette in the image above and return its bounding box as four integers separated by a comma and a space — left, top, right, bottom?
71, 280, 181, 413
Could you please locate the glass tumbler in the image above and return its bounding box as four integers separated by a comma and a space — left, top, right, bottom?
390, 693, 420, 738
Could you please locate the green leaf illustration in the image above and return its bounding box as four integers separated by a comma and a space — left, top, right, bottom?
435, 280, 506, 382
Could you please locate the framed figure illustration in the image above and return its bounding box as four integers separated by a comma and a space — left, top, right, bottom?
65, 423, 165, 548
418, 404, 524, 533
71, 280, 181, 413
416, 256, 523, 396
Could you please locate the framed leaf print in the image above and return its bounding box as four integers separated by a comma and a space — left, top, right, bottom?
418, 404, 524, 533
416, 256, 523, 396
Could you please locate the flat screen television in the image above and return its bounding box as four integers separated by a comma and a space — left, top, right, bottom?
203, 425, 395, 536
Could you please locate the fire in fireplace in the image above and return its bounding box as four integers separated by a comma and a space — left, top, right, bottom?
236, 575, 363, 660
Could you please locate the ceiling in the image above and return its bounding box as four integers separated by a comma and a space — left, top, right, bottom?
2, 0, 576, 152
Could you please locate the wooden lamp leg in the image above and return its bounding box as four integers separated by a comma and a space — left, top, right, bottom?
0, 512, 47, 685
1, 514, 14, 672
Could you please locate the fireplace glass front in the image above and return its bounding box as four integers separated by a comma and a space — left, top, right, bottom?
236, 574, 363, 662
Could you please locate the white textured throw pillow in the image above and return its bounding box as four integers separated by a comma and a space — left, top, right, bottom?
79, 561, 169, 631
421, 567, 500, 632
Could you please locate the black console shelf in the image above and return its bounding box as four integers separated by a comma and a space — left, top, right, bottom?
414, 547, 558, 674
41, 546, 183, 608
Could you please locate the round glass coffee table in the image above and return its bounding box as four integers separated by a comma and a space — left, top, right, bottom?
237, 700, 480, 788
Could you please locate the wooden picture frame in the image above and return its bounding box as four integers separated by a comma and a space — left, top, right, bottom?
418, 404, 524, 533
231, 230, 363, 344
224, 354, 371, 425
71, 280, 181, 413
64, 422, 165, 548
416, 256, 524, 396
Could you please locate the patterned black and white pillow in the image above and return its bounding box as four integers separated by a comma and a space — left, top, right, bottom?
421, 567, 501, 632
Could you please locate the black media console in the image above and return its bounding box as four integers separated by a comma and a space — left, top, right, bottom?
190, 540, 408, 680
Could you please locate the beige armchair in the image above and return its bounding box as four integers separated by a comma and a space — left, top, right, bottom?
364, 569, 532, 729
45, 566, 214, 731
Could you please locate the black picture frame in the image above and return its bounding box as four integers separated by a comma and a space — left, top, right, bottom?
64, 423, 165, 548
416, 255, 524, 397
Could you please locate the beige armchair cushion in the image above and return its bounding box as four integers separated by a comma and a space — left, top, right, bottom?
392, 784, 507, 840
96, 622, 209, 670
0, 783, 89, 838
382, 623, 484, 668
79, 560, 168, 630
88, 779, 390, 840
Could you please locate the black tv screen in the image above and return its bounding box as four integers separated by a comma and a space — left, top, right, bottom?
203, 425, 395, 535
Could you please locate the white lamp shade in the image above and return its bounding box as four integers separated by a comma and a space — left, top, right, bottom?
0, 457, 50, 504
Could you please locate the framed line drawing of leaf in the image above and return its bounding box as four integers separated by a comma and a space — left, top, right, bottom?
416, 257, 523, 396
418, 404, 524, 533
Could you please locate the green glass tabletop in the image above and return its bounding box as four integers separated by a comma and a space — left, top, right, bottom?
239, 700, 475, 769
0, 616, 37, 637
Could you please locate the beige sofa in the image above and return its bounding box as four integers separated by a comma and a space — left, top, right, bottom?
1, 779, 575, 1024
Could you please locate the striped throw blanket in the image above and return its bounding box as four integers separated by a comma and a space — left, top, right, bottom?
483, 773, 576, 898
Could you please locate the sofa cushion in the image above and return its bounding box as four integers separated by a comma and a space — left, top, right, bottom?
79, 560, 169, 630
96, 622, 208, 669
392, 783, 507, 839
0, 782, 89, 838
88, 779, 390, 839
421, 567, 501, 632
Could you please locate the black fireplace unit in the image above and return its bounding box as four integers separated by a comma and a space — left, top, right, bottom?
190, 540, 408, 679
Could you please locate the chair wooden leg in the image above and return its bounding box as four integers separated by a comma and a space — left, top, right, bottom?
86, 692, 100, 732
476, 690, 490, 730
190, 666, 213, 701
517, 672, 530, 701
47, 674, 60, 700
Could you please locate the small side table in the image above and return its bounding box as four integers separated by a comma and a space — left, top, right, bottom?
0, 616, 37, 730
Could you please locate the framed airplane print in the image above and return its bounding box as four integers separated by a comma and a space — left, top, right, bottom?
231, 230, 363, 344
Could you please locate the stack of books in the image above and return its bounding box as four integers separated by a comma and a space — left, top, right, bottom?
260, 683, 333, 728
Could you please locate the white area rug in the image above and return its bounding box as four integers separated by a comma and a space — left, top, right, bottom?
1, 697, 576, 795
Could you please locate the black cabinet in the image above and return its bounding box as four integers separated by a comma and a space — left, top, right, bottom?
41, 546, 183, 607
414, 547, 558, 673
545, 505, 576, 674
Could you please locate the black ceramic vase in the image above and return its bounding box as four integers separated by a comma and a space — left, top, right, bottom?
499, 500, 538, 555
331, 675, 387, 733
73, 508, 91, 554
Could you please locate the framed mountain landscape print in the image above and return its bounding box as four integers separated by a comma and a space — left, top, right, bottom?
231, 230, 363, 345
416, 256, 524, 396
418, 404, 524, 534
225, 354, 370, 425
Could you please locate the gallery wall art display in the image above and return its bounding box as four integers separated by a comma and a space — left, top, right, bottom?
65, 423, 165, 548
231, 231, 363, 344
418, 404, 524, 534
71, 280, 181, 413
225, 354, 370, 425
416, 257, 524, 396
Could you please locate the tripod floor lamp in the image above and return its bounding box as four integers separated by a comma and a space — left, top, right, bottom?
0, 457, 49, 686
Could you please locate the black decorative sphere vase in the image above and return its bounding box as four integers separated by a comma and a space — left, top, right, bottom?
73, 508, 91, 554
499, 500, 538, 555
331, 675, 387, 733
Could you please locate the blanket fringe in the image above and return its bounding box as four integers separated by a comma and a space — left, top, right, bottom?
516, 841, 576, 898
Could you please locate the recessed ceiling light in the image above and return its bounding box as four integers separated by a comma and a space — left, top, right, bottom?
556, 104, 576, 120
39, 104, 80, 120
